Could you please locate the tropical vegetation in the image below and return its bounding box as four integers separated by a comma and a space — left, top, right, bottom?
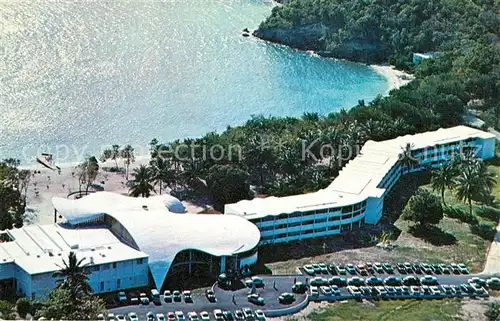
0, 159, 30, 230
401, 187, 443, 227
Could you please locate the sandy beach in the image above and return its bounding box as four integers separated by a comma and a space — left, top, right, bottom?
23, 157, 206, 225
370, 64, 414, 94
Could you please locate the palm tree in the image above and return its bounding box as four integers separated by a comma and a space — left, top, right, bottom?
121, 145, 135, 180
475, 161, 497, 193
101, 144, 121, 170
129, 165, 154, 197
151, 157, 176, 194
399, 142, 419, 175
454, 165, 481, 216
431, 163, 456, 207
53, 251, 91, 294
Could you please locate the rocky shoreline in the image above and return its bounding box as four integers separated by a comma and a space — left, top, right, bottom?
252, 23, 390, 64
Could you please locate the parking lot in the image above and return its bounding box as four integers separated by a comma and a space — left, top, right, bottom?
108, 262, 500, 320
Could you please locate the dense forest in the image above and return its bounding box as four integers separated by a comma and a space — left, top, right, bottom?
141, 0, 499, 209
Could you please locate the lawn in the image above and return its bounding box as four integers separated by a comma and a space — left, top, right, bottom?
293, 299, 465, 321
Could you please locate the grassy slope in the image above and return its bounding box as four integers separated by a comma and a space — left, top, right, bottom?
304, 299, 463, 321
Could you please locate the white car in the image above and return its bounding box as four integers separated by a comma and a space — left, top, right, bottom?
303, 264, 315, 275
116, 315, 126, 321
320, 285, 332, 295
254, 310, 266, 321
347, 286, 361, 297
187, 312, 199, 321
175, 311, 185, 321
97, 314, 105, 321
140, 292, 150, 304
199, 311, 210, 321
128, 313, 139, 321
310, 286, 319, 297
213, 309, 224, 321
157, 313, 166, 321
107, 313, 117, 321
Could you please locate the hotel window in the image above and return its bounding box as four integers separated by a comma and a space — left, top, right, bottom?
302, 219, 314, 226
112, 262, 117, 269
261, 215, 274, 222
288, 231, 301, 237
342, 206, 353, 213
328, 225, 340, 231
102, 264, 110, 271
329, 207, 339, 213
137, 258, 144, 265
275, 233, 287, 239
278, 213, 288, 219
316, 208, 328, 214
117, 279, 121, 288
315, 227, 327, 233
289, 212, 302, 218
100, 282, 104, 292
91, 265, 100, 272
330, 216, 340, 221
289, 221, 301, 227
315, 218, 327, 224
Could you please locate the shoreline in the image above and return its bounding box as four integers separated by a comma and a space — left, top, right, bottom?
370, 64, 414, 94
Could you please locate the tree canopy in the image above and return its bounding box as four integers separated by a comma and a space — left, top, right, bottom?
206, 164, 251, 211
402, 187, 444, 227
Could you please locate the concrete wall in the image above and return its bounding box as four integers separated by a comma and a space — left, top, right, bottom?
87, 258, 149, 293
480, 137, 496, 160
364, 197, 383, 224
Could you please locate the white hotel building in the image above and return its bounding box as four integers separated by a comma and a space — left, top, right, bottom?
225, 126, 497, 245
0, 193, 260, 300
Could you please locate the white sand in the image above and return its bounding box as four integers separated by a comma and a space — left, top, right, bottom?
23, 157, 206, 225
370, 64, 414, 95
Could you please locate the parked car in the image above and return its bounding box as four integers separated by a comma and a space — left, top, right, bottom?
347, 285, 361, 297
213, 310, 224, 321
310, 286, 319, 297
173, 290, 182, 302
431, 264, 442, 274
420, 275, 438, 285
373, 263, 384, 274
375, 286, 388, 297
183, 290, 192, 303
320, 286, 332, 296
384, 276, 402, 286
234, 310, 244, 321
303, 264, 315, 275
460, 283, 475, 294
188, 312, 199, 321
156, 314, 166, 321
200, 312, 210, 321
404, 262, 413, 273
468, 277, 486, 286
205, 289, 216, 302
128, 313, 139, 321
116, 315, 125, 321
360, 286, 372, 296
222, 310, 234, 321
328, 276, 347, 287
242, 308, 254, 320
254, 310, 266, 321
167, 312, 176, 321
450, 263, 461, 274
347, 277, 365, 286
140, 293, 150, 305
318, 263, 328, 274
146, 312, 154, 321
175, 311, 185, 321
330, 285, 341, 296
412, 263, 422, 274
457, 264, 470, 274
382, 263, 394, 273
384, 286, 396, 296
97, 314, 105, 321
451, 285, 462, 295
327, 264, 337, 274
118, 291, 127, 305
164, 290, 172, 302
130, 296, 139, 305
336, 265, 347, 275
356, 264, 369, 276
486, 277, 500, 289
346, 264, 356, 274
410, 286, 420, 297
278, 292, 296, 304
396, 263, 406, 274
420, 263, 433, 274
246, 276, 264, 288
151, 289, 161, 303
311, 264, 321, 273
439, 264, 451, 274
403, 275, 420, 286
292, 281, 307, 294
247, 293, 265, 305
310, 276, 329, 286
430, 286, 443, 296
366, 276, 383, 286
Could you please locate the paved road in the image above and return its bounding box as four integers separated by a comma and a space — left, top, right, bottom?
110, 269, 491, 320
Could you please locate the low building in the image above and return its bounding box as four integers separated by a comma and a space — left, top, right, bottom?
0, 193, 260, 300
412, 52, 434, 64
225, 126, 496, 245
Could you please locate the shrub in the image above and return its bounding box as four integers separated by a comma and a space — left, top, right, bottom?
0, 300, 14, 320
401, 188, 443, 226
470, 223, 496, 240
475, 206, 500, 221
16, 297, 31, 317
444, 206, 478, 224
485, 300, 500, 321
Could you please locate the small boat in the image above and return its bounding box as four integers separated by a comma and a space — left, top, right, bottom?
36, 153, 57, 170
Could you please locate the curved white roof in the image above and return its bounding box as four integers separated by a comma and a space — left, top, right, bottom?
52, 192, 260, 287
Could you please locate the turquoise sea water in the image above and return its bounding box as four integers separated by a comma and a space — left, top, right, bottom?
0, 0, 387, 164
